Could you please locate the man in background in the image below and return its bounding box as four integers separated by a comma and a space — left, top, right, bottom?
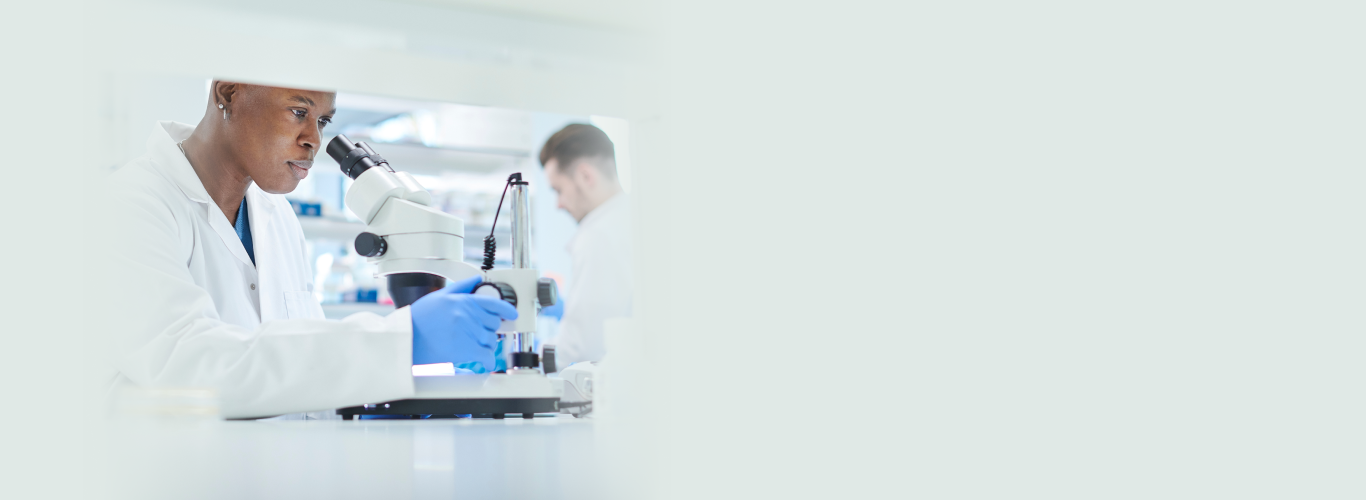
539, 124, 632, 367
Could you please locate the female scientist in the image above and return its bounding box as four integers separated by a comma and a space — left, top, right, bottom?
105, 82, 513, 419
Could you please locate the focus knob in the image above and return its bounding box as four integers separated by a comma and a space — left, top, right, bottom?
354, 232, 386, 257
537, 278, 558, 307
472, 282, 517, 307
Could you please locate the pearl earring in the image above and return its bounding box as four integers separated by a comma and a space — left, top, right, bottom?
219, 103, 227, 120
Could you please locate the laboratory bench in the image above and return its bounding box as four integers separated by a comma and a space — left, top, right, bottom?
320, 301, 396, 319
90, 414, 612, 499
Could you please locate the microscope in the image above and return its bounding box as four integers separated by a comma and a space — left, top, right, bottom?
325, 135, 563, 419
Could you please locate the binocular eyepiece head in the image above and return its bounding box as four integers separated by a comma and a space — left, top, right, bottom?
327, 134, 389, 180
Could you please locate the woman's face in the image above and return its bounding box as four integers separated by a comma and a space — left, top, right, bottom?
224, 86, 336, 194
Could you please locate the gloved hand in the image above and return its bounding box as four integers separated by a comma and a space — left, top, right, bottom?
493, 336, 508, 373
410, 275, 518, 372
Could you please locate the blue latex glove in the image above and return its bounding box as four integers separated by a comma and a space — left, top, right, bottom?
410, 275, 518, 372
493, 336, 508, 372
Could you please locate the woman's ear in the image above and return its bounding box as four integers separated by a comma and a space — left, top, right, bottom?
214, 81, 241, 108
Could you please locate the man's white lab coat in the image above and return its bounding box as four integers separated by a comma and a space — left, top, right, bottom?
554, 193, 633, 366
103, 122, 414, 419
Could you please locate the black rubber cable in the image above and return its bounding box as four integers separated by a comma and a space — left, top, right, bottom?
482, 173, 522, 271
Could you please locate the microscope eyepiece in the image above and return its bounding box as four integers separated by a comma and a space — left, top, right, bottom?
327, 134, 391, 180
326, 134, 356, 163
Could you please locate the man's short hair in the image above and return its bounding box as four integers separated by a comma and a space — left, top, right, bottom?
539, 124, 617, 179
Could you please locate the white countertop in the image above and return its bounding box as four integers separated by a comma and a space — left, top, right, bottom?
91, 415, 608, 499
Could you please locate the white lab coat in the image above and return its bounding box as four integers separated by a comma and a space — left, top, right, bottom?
554, 193, 633, 366
102, 122, 414, 419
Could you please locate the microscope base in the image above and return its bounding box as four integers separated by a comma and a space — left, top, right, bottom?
336, 397, 559, 419
337, 372, 563, 419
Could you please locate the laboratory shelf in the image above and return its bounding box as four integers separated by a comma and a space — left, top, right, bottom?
465, 225, 513, 236
300, 216, 511, 242
321, 302, 396, 319
330, 133, 531, 158
318, 135, 530, 177
298, 216, 366, 241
